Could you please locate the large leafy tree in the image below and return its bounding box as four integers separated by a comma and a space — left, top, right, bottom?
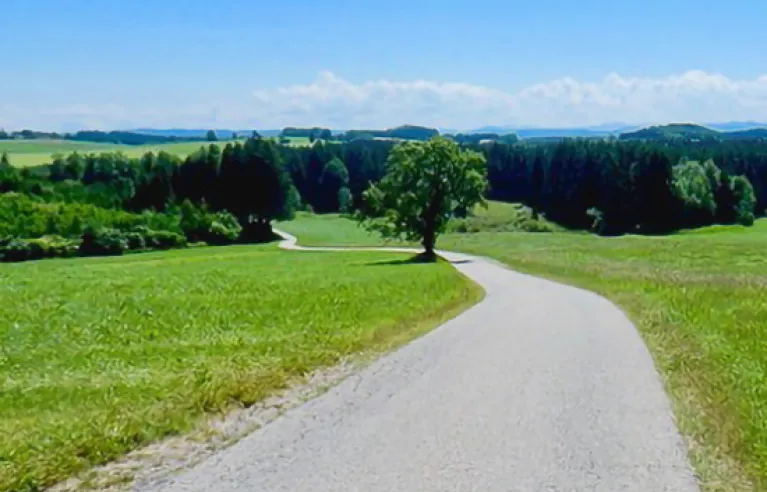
359, 137, 487, 259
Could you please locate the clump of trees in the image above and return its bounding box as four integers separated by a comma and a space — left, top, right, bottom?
481, 139, 763, 235
0, 136, 298, 262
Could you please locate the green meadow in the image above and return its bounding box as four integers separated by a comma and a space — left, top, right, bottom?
0, 140, 218, 168
0, 244, 481, 491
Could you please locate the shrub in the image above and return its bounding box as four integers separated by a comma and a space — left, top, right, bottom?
205, 216, 241, 245
123, 232, 147, 251
0, 236, 79, 262
448, 204, 558, 234
79, 227, 128, 257
179, 200, 241, 245
143, 229, 187, 250
0, 192, 181, 239
0, 238, 41, 262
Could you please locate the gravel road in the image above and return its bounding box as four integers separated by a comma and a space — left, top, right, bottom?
141, 231, 698, 491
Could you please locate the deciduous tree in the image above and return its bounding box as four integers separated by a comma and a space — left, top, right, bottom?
358, 137, 487, 259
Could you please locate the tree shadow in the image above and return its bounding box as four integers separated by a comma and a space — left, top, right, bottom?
448, 259, 473, 265
365, 252, 439, 266
366, 254, 473, 267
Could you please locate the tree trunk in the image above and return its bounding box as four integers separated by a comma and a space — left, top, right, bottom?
422, 222, 437, 261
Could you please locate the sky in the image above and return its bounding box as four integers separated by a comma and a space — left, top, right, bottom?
2, 0, 767, 131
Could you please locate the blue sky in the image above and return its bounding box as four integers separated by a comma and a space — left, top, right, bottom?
2, 0, 767, 130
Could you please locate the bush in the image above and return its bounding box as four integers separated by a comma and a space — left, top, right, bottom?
179, 200, 241, 245
0, 235, 79, 262
205, 216, 241, 245
0, 192, 181, 239
123, 232, 146, 251
0, 238, 42, 262
142, 229, 187, 250
79, 227, 128, 257
448, 204, 558, 234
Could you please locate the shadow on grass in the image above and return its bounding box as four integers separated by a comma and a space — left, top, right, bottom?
366, 253, 473, 267
366, 252, 438, 266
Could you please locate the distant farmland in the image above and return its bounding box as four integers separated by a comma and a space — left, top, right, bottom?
0, 140, 222, 167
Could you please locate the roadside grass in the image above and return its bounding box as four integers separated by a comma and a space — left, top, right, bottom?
0, 244, 482, 491
440, 221, 767, 492
0, 140, 221, 168
278, 209, 767, 491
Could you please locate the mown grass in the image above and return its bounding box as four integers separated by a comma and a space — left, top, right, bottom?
0, 140, 219, 168
446, 201, 562, 233
277, 212, 400, 246
278, 209, 767, 491
277, 201, 556, 247
0, 244, 481, 491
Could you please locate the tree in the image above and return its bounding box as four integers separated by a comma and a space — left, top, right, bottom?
358, 137, 487, 259
232, 132, 238, 140
714, 169, 737, 224
672, 159, 717, 227
318, 157, 349, 212
206, 130, 218, 142
731, 175, 756, 225
338, 186, 353, 213
1, 152, 9, 167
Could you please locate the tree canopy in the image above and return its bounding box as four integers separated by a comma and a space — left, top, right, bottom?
358, 137, 487, 258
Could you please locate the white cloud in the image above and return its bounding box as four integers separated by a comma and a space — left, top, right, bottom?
251, 70, 767, 129
3, 70, 767, 131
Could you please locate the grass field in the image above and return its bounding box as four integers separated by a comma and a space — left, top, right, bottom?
279, 208, 767, 491
0, 244, 481, 491
277, 212, 399, 246
0, 140, 221, 168
277, 202, 560, 247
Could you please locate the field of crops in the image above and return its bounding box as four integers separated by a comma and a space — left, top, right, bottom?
0, 244, 480, 491
280, 210, 767, 491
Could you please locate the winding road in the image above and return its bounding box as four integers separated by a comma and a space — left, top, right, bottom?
143, 231, 699, 491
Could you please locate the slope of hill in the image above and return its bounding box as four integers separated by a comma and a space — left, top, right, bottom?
620, 123, 767, 141
131, 129, 281, 138
343, 125, 439, 141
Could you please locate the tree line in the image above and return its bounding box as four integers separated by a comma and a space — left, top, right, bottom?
481, 139, 763, 234
1, 135, 765, 262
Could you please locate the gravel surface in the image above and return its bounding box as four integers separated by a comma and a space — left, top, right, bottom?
141, 231, 698, 491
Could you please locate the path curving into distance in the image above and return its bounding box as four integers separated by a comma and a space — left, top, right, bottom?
143, 230, 699, 492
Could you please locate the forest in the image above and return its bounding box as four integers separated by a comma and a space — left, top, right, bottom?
1, 134, 765, 262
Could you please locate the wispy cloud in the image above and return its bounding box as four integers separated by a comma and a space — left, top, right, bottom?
3, 71, 767, 131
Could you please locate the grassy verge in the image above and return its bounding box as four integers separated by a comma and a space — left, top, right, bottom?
440, 222, 767, 491
0, 244, 481, 491
278, 209, 767, 491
